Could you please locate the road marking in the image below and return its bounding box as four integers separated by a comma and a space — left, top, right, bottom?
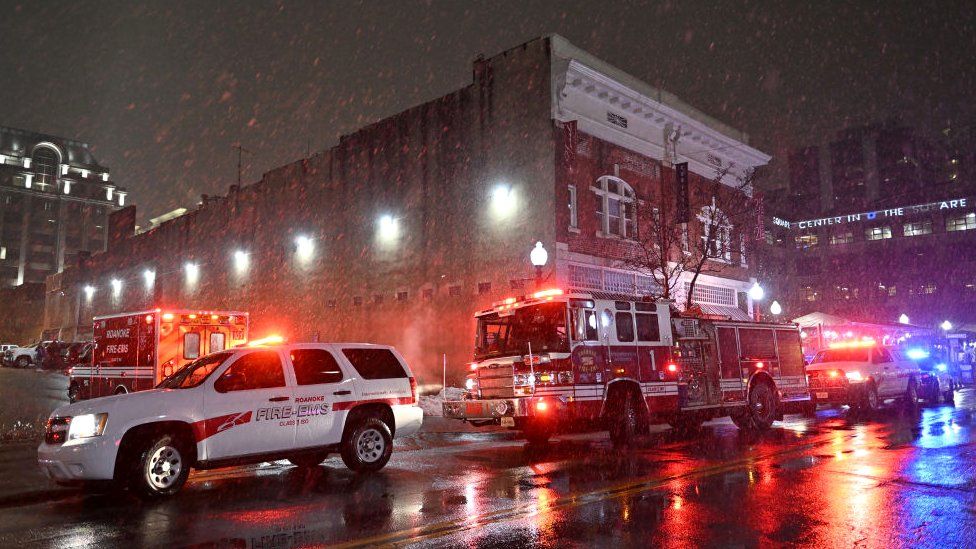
333, 430, 849, 548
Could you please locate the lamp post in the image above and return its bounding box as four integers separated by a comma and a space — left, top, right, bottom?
530, 241, 548, 289
770, 300, 782, 317
748, 281, 764, 322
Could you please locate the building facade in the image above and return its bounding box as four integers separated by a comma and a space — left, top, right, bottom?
762, 122, 976, 327
0, 126, 127, 287
42, 35, 769, 384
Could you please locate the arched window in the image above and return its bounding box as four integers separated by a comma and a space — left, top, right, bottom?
697, 202, 732, 262
594, 176, 636, 238
31, 145, 61, 185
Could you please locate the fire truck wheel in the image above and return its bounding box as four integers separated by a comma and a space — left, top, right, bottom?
608, 391, 641, 447
340, 417, 393, 473
129, 433, 192, 498
288, 452, 329, 468
749, 382, 777, 430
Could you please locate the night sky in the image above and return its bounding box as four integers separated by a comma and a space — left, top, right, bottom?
1, 1, 973, 223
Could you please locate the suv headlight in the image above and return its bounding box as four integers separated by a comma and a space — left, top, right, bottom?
67, 413, 108, 440
845, 371, 863, 382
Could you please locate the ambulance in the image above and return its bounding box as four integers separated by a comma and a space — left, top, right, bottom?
68, 310, 249, 402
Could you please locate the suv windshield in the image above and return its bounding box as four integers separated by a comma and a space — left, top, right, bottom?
811, 348, 870, 364
157, 351, 233, 389
475, 302, 569, 360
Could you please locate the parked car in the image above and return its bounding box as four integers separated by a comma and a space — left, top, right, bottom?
912, 356, 956, 405
38, 342, 423, 497
4, 343, 41, 368
805, 342, 922, 413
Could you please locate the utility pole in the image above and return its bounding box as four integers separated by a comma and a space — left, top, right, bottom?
233, 144, 252, 186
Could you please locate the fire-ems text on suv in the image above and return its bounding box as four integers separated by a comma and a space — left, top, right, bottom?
443, 289, 813, 445
39, 342, 422, 497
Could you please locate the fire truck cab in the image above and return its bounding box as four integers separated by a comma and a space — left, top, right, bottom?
69, 310, 249, 402
442, 290, 811, 445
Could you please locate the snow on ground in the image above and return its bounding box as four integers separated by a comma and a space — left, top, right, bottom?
418, 387, 465, 417
0, 368, 67, 442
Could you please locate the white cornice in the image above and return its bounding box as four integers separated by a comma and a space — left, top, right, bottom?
551, 45, 770, 189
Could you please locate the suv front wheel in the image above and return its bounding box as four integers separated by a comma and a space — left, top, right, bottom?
128, 434, 191, 498
340, 417, 393, 473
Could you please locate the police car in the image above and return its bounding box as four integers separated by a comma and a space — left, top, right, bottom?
805, 341, 922, 413
38, 342, 423, 497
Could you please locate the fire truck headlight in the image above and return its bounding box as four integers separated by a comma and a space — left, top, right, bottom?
465, 378, 477, 391
67, 413, 108, 441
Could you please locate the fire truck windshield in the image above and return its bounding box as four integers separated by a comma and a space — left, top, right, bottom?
157, 351, 233, 389
475, 302, 569, 360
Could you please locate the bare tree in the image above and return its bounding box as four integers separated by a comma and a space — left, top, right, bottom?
619, 165, 758, 310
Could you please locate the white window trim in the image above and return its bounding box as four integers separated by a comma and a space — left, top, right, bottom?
592, 175, 636, 239
697, 204, 732, 263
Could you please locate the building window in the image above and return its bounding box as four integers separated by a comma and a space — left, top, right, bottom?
593, 176, 636, 238
923, 283, 937, 295
373, 294, 384, 305
947, 213, 976, 232
903, 220, 932, 237
449, 285, 462, 297
681, 224, 690, 254
698, 205, 732, 262
353, 296, 363, 306
478, 282, 491, 295
568, 185, 578, 229
829, 231, 853, 245
31, 146, 60, 184
799, 286, 818, 302
509, 279, 525, 290
327, 299, 337, 308
396, 291, 408, 302
739, 235, 747, 267
422, 288, 434, 300
795, 233, 819, 248
865, 226, 892, 241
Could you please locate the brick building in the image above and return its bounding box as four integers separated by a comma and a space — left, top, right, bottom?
42, 35, 769, 384
760, 121, 976, 327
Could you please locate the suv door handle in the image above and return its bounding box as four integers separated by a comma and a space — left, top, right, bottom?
333, 390, 352, 396
268, 396, 289, 402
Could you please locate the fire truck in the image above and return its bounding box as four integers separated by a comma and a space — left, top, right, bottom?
442, 289, 812, 445
68, 309, 249, 402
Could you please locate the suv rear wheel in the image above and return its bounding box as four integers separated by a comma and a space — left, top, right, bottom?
340, 417, 393, 473
16, 356, 31, 368
128, 434, 191, 498
903, 379, 920, 412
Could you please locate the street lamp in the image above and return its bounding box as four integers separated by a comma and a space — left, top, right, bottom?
899, 313, 910, 325
111, 278, 123, 297
770, 300, 782, 316
748, 282, 764, 322
83, 285, 95, 301
941, 320, 953, 331
530, 241, 548, 289
143, 269, 155, 290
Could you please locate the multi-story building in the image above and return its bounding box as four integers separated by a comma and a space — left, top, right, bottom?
761, 121, 976, 328
0, 126, 127, 287
41, 35, 769, 383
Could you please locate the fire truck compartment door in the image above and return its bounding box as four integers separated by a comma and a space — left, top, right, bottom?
203, 350, 295, 460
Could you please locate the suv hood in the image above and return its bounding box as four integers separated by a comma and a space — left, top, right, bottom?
806, 361, 866, 373
50, 388, 172, 418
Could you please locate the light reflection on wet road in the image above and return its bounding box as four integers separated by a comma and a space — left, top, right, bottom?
2, 391, 976, 547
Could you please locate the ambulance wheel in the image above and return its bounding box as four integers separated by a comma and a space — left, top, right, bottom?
288, 452, 329, 468
340, 417, 393, 473
129, 434, 191, 498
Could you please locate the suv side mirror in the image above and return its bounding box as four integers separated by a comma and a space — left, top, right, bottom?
215, 371, 247, 393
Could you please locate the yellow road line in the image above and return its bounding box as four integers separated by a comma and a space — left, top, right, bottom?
333, 431, 847, 548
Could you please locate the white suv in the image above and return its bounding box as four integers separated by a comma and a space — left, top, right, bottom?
806, 344, 922, 413
38, 343, 423, 497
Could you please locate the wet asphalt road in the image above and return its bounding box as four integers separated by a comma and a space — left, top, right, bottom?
2, 392, 976, 548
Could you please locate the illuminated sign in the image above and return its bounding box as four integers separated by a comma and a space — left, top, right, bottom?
777, 197, 972, 230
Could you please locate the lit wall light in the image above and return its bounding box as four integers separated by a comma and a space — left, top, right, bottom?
63, 181, 71, 195
378, 215, 399, 242
83, 285, 95, 301
118, 192, 126, 206
490, 184, 517, 219
234, 250, 250, 272
295, 235, 315, 261
143, 269, 155, 289
185, 262, 200, 285
111, 278, 123, 297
